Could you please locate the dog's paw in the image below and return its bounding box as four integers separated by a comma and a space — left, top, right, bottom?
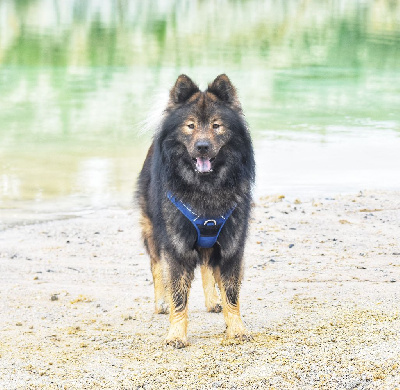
165, 338, 188, 349
221, 331, 253, 345
225, 325, 253, 343
234, 332, 253, 342
207, 303, 222, 313
155, 300, 169, 314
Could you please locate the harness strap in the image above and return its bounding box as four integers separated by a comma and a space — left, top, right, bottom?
167, 191, 236, 248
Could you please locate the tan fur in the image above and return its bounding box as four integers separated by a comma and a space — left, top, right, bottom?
164, 258, 192, 347
200, 265, 221, 312
140, 211, 168, 314
205, 91, 218, 102
181, 118, 225, 137
165, 299, 189, 348
213, 267, 250, 340
200, 249, 222, 312
186, 91, 202, 104
151, 261, 168, 314
139, 210, 156, 257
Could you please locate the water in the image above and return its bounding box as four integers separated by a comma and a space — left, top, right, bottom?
1, 0, 400, 227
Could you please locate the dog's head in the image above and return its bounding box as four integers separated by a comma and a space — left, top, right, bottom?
158, 74, 254, 192
164, 74, 244, 174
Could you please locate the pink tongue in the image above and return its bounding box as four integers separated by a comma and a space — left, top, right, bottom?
196, 158, 211, 173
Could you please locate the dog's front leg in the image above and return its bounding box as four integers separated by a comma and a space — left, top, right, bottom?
214, 261, 252, 341
164, 260, 194, 348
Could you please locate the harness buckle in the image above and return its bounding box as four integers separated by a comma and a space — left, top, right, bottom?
204, 219, 217, 226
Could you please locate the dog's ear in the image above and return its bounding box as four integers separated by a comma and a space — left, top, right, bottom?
207, 74, 241, 108
169, 74, 200, 104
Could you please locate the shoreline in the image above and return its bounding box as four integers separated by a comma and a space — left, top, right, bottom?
1, 186, 397, 231
0, 190, 399, 389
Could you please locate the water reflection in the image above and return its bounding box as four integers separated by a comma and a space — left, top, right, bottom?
2, 1, 400, 69
0, 0, 399, 225
76, 158, 113, 207
1, 173, 21, 200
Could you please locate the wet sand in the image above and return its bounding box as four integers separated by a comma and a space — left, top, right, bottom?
0, 190, 399, 389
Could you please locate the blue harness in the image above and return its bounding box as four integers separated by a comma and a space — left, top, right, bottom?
167, 191, 236, 248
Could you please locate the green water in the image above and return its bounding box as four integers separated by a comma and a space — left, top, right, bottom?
1, 0, 400, 226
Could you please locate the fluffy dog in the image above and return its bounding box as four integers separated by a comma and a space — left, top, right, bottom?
137, 74, 255, 348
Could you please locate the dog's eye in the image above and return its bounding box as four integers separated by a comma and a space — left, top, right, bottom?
213, 123, 220, 129
187, 123, 195, 129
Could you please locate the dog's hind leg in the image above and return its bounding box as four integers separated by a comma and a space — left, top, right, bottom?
164, 259, 194, 348
201, 265, 222, 313
150, 258, 169, 314
200, 250, 222, 313
214, 261, 252, 342
140, 213, 168, 314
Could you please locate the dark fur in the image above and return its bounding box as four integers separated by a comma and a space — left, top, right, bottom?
137, 74, 255, 346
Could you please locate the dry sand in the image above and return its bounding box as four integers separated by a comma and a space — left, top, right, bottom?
0, 190, 399, 389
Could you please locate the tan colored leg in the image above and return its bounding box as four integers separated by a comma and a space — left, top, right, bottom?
151, 260, 168, 314
200, 264, 222, 313
214, 267, 251, 341
164, 264, 193, 348
165, 301, 189, 349
140, 212, 168, 314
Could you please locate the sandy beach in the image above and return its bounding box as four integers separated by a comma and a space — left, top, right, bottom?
0, 190, 399, 389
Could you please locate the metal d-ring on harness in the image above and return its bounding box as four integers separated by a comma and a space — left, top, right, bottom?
167, 192, 236, 248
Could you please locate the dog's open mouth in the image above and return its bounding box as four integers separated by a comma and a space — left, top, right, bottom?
193, 157, 215, 173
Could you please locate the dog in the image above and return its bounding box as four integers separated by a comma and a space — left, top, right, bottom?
137, 74, 255, 348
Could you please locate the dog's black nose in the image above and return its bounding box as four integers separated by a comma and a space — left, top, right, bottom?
195, 140, 210, 154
